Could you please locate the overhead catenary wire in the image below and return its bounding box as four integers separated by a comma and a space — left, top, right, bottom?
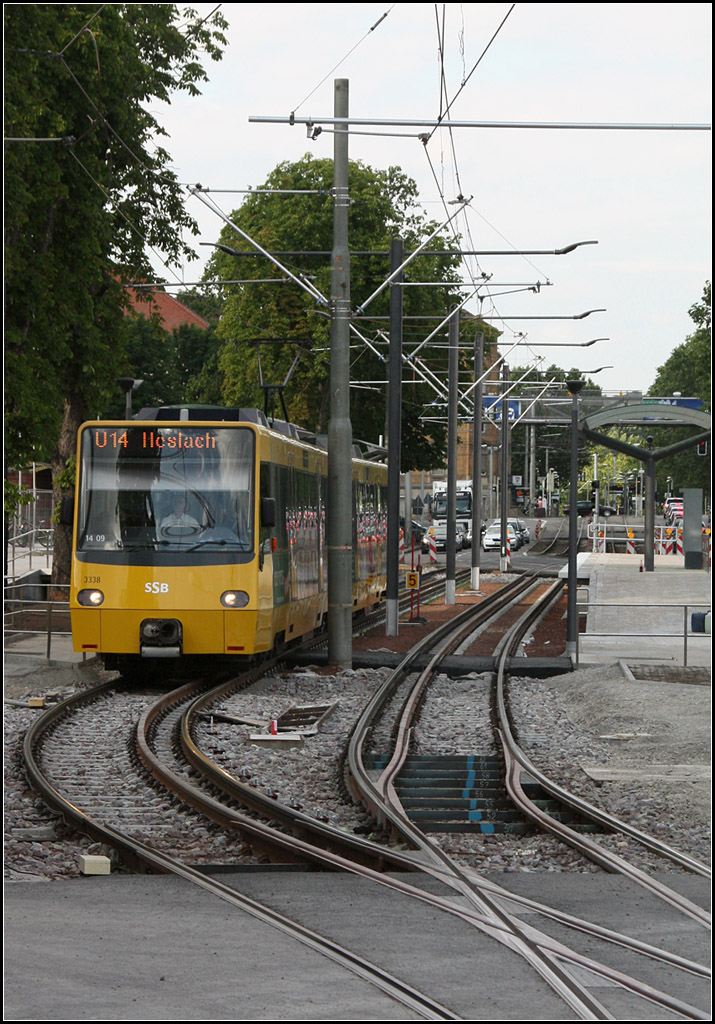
291, 5, 396, 114
424, 3, 517, 146
66, 147, 190, 289
58, 4, 107, 55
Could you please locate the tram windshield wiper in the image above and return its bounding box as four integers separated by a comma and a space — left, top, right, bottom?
185, 539, 249, 552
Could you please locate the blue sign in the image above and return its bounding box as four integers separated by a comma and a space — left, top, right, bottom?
643, 397, 703, 410
483, 398, 520, 422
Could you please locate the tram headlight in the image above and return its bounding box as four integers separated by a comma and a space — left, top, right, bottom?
220, 590, 249, 608
78, 589, 104, 606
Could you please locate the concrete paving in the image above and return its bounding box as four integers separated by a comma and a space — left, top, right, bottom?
563, 553, 711, 668
4, 870, 710, 1021
4, 554, 711, 1020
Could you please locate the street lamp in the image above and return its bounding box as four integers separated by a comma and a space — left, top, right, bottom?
115, 378, 143, 419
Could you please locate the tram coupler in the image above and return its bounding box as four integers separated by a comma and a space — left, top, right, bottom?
140, 618, 183, 657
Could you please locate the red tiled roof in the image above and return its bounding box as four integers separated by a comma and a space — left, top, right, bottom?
124, 288, 210, 332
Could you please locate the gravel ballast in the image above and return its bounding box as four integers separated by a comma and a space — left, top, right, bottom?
5, 654, 710, 880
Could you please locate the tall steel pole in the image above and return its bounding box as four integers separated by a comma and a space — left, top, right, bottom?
327, 79, 352, 668
446, 308, 459, 604
471, 331, 483, 590
566, 379, 585, 660
386, 236, 403, 636
499, 363, 510, 572
529, 425, 537, 515
644, 451, 656, 572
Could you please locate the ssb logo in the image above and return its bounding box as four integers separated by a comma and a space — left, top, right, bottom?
405, 571, 420, 590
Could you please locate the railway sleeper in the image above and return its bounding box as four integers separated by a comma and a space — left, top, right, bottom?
368, 753, 604, 835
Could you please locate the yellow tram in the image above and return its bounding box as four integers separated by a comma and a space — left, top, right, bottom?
68, 407, 387, 674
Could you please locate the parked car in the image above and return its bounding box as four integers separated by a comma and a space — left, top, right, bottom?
482, 523, 518, 551
464, 520, 487, 547
487, 519, 521, 548
563, 500, 616, 517
400, 518, 427, 545
515, 519, 530, 544
509, 518, 529, 545
424, 522, 463, 552
664, 500, 684, 525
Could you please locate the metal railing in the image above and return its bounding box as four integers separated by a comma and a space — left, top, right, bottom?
4, 583, 74, 661
6, 488, 55, 577
588, 522, 711, 565
578, 601, 711, 666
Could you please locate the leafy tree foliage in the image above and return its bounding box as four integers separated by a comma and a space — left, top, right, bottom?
102, 314, 221, 417
4, 4, 226, 580
204, 155, 472, 471
647, 282, 711, 497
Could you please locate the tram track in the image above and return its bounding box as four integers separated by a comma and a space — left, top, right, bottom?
20, 570, 710, 1020
342, 573, 711, 1019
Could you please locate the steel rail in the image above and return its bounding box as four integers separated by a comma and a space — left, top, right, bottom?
374, 579, 549, 815
458, 870, 711, 981
158, 686, 713, 1018
493, 588, 712, 923
20, 681, 462, 1021
171, 582, 712, 1018
24, 598, 706, 1020
346, 576, 711, 1018
31, 685, 702, 1019
181, 648, 710, 985
172, 566, 475, 870
345, 575, 620, 1020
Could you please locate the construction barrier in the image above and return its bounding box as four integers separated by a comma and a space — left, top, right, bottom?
676, 528, 683, 556
429, 533, 437, 562
626, 529, 635, 555
399, 528, 405, 564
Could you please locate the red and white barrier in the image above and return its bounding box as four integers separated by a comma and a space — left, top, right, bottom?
676, 528, 683, 557
399, 528, 405, 564
506, 533, 511, 569
429, 533, 437, 562
626, 529, 636, 555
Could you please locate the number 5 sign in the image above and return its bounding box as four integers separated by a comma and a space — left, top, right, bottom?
405, 571, 420, 590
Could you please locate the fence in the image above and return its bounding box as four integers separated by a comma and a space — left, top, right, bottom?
588, 521, 710, 563
6, 489, 54, 577
4, 582, 74, 661
577, 600, 711, 667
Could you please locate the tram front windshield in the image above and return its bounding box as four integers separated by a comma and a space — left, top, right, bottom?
76, 425, 255, 563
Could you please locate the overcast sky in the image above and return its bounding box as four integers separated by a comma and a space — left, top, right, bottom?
152, 2, 711, 396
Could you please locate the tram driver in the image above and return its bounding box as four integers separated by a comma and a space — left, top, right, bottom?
159, 495, 200, 536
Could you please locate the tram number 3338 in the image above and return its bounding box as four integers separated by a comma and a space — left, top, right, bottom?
145, 582, 170, 594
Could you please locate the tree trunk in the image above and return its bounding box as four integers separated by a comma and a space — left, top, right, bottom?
50, 390, 84, 593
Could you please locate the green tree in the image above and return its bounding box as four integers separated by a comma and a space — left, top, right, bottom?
103, 315, 221, 417
647, 282, 711, 497
204, 155, 466, 470
4, 4, 226, 582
